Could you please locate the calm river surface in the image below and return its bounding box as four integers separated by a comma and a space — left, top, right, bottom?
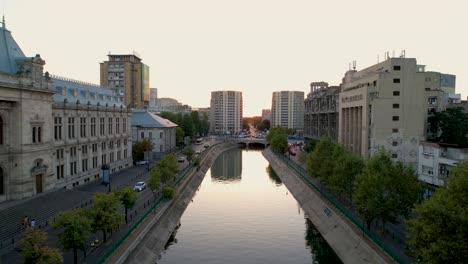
157, 149, 342, 264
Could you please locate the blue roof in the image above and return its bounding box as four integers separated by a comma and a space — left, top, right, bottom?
0, 19, 28, 74
52, 76, 125, 108
131, 110, 177, 128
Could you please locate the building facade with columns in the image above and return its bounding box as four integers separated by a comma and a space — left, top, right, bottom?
0, 21, 132, 202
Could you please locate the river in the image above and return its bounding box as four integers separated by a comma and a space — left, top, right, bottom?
156, 149, 342, 264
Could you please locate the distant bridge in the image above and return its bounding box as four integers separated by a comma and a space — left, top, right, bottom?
235, 138, 269, 148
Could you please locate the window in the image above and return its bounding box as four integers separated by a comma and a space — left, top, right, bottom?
123, 118, 127, 133
393, 66, 401, 71
101, 142, 106, 150
140, 132, 144, 139
116, 118, 120, 134
92, 143, 98, 152
393, 78, 400, 83
70, 147, 77, 157
82, 145, 88, 155
160, 145, 163, 152
70, 161, 77, 175
100, 118, 105, 136
117, 140, 121, 148
68, 117, 75, 139
117, 150, 121, 161
92, 157, 98, 168
102, 154, 107, 165
393, 104, 400, 109
391, 153, 398, 158
392, 128, 399, 133
0, 167, 4, 195
160, 131, 163, 139
56, 165, 64, 179
392, 141, 398, 146
110, 152, 114, 163
108, 118, 113, 134
56, 149, 64, 160
90, 117, 96, 137
425, 88, 431, 91
82, 159, 88, 172
109, 141, 114, 149
32, 126, 42, 143
149, 132, 152, 139
80, 117, 86, 138
392, 116, 399, 121
54, 117, 62, 140
393, 91, 400, 96
124, 149, 127, 159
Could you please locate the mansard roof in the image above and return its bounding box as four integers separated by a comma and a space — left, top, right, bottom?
52, 75, 125, 108
0, 18, 28, 75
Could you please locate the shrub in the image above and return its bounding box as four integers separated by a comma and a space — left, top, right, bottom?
162, 187, 176, 199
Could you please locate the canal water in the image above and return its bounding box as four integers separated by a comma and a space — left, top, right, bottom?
157, 149, 341, 264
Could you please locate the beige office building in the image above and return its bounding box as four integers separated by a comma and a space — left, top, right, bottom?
209, 91, 243, 134
271, 91, 304, 131
339, 57, 429, 168
100, 54, 150, 109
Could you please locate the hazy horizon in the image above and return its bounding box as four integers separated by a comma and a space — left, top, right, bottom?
3, 0, 467, 116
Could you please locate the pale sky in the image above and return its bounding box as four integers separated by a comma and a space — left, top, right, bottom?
3, 0, 467, 116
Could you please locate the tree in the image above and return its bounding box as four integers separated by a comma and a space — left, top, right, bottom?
52, 209, 92, 264
20, 228, 63, 264
407, 162, 468, 263
354, 151, 421, 230
149, 153, 179, 191
87, 192, 123, 243
132, 139, 153, 161
431, 107, 468, 146
115, 187, 138, 224
266, 126, 288, 153
162, 187, 176, 199
182, 145, 195, 163
329, 146, 364, 202
176, 127, 185, 146
306, 136, 337, 185
148, 167, 162, 192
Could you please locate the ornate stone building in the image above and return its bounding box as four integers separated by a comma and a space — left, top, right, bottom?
0, 20, 132, 202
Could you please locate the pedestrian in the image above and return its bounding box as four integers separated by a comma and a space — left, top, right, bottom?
22, 215, 29, 228
30, 219, 36, 228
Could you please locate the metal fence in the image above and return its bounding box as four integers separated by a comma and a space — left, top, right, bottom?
274, 151, 408, 264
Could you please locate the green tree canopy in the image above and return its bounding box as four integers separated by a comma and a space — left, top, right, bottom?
354, 151, 421, 230
266, 126, 288, 153
431, 107, 468, 146
407, 161, 468, 263
132, 139, 153, 161
87, 192, 123, 243
149, 153, 179, 190
306, 136, 338, 185
176, 127, 185, 146
182, 145, 195, 163
20, 228, 63, 264
115, 187, 138, 224
329, 145, 364, 201
52, 208, 92, 264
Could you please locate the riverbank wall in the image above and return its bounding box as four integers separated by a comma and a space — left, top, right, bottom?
263, 148, 391, 264
107, 142, 238, 264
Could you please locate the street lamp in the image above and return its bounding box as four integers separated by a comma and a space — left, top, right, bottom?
101, 164, 110, 192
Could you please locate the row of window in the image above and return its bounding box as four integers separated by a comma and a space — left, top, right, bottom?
54, 117, 127, 141
56, 149, 128, 179
56, 140, 128, 160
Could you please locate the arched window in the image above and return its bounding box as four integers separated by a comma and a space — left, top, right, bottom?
0, 167, 4, 195
0, 116, 3, 145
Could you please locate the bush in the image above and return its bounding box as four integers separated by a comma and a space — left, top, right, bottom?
162, 187, 176, 199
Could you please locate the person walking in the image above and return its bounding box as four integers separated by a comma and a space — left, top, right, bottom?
30, 219, 36, 229
22, 215, 29, 229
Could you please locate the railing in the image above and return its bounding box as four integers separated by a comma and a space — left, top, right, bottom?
273, 151, 408, 264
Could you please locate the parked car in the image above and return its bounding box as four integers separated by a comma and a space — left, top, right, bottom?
134, 181, 146, 192
204, 144, 209, 149
178, 156, 185, 163
196, 150, 201, 154
289, 150, 296, 156
136, 160, 149, 165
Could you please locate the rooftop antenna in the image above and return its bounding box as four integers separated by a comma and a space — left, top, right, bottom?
400, 50, 406, 58
352, 60, 356, 70
1, 15, 5, 29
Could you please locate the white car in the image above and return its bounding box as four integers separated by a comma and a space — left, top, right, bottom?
178, 156, 185, 163
136, 160, 149, 165
134, 181, 146, 192
196, 150, 201, 154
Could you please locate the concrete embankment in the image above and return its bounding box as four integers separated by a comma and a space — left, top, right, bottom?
108, 142, 238, 264
262, 148, 390, 264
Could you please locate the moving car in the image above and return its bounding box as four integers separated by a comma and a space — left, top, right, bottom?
134, 181, 146, 192
136, 160, 149, 165
178, 156, 185, 163
196, 150, 201, 154
204, 144, 209, 149
289, 150, 296, 156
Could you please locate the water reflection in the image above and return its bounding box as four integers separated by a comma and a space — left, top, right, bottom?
305, 218, 342, 264
211, 148, 242, 182
266, 165, 283, 186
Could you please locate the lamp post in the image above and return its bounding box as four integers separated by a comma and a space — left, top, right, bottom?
101, 164, 110, 192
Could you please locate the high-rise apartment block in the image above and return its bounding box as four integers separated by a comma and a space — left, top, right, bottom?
304, 82, 340, 141
338, 57, 457, 169
149, 88, 158, 107
271, 91, 304, 131
209, 91, 243, 134
100, 54, 150, 109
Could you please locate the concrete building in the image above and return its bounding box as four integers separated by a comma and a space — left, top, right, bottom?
304, 82, 340, 141
418, 141, 467, 187
131, 110, 177, 160
338, 56, 457, 169
261, 109, 271, 121
209, 91, 243, 134
100, 54, 150, 109
150, 97, 192, 114
149, 88, 158, 107
271, 91, 304, 131
0, 21, 132, 202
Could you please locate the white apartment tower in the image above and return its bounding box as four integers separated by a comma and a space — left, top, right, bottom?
210, 91, 243, 134
271, 91, 304, 131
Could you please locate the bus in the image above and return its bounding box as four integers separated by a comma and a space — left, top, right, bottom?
196, 138, 203, 145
